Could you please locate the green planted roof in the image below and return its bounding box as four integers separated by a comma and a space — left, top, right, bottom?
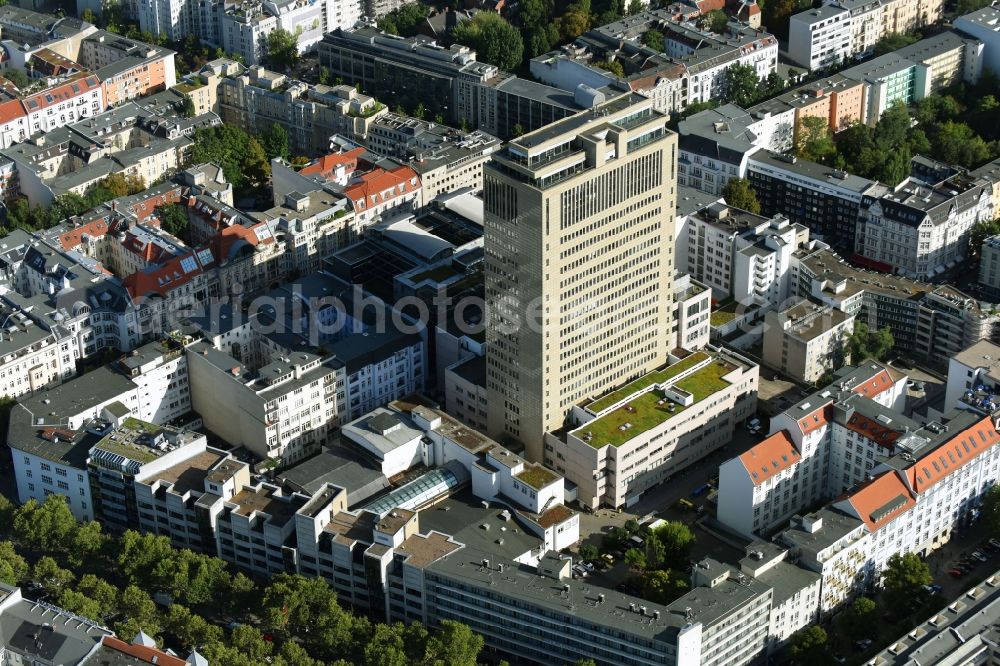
586, 352, 709, 413
576, 360, 733, 448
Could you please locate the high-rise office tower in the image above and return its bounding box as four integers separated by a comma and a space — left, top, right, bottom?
484, 93, 678, 462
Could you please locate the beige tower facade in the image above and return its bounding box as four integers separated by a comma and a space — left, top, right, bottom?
484, 93, 678, 462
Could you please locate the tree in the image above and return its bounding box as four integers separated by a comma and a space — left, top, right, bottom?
414, 102, 426, 120
971, 219, 1000, 258
156, 203, 189, 238
32, 557, 75, 596
705, 10, 728, 33
882, 552, 932, 617
641, 29, 663, 50
81, 8, 97, 23
763, 71, 786, 97
228, 572, 257, 619
116, 585, 162, 639
75, 574, 119, 620
57, 589, 104, 622
180, 95, 197, 118
261, 123, 290, 161
267, 28, 300, 69
986, 485, 1000, 537
875, 32, 921, 56
118, 530, 176, 589
512, 123, 526, 138
365, 623, 409, 666
932, 121, 992, 168
795, 116, 836, 163
847, 322, 894, 362
262, 574, 367, 661
958, 0, 995, 13
593, 59, 625, 77
376, 3, 430, 36
839, 596, 877, 639
723, 63, 761, 107
788, 625, 828, 663
0, 493, 13, 531
624, 547, 647, 572
650, 521, 696, 570
164, 604, 224, 649
422, 619, 483, 666
13, 495, 77, 552
722, 177, 761, 214
627, 0, 644, 13
191, 125, 271, 192
624, 519, 641, 535
558, 8, 591, 40
67, 521, 106, 569
579, 544, 600, 561
763, 0, 796, 41
453, 13, 524, 71
0, 541, 28, 585
642, 569, 689, 604
3, 69, 30, 90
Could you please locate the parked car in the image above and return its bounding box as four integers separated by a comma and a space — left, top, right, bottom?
601, 554, 615, 566
949, 568, 965, 578
675, 498, 695, 511
973, 551, 988, 562
691, 484, 710, 498
989, 538, 1000, 550
924, 584, 943, 595
581, 562, 595, 573
854, 639, 873, 651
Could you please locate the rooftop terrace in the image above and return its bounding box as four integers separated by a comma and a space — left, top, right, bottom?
577, 359, 733, 447
586, 351, 708, 412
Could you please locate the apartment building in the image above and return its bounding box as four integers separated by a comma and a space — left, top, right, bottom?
747, 150, 880, 253
980, 235, 1000, 298
855, 172, 994, 278
718, 362, 906, 536
483, 94, 677, 461
677, 104, 794, 195
444, 355, 488, 431
219, 0, 353, 66
944, 339, 1000, 414
720, 361, 1000, 613
0, 297, 76, 398
187, 342, 336, 464
317, 28, 604, 140
675, 202, 808, 306
79, 31, 177, 105
789, 0, 947, 70
545, 347, 758, 509
955, 5, 1000, 78
673, 274, 712, 351
762, 299, 856, 383
749, 73, 867, 138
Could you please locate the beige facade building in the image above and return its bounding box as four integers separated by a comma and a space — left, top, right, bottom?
763, 299, 855, 384
544, 348, 758, 509
484, 94, 678, 461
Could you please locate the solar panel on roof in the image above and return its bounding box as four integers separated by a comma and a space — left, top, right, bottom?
180, 256, 197, 273
196, 248, 214, 265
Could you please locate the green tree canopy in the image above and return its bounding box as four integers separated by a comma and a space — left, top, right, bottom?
422, 619, 484, 666
0, 541, 28, 586
32, 556, 75, 596
191, 125, 271, 192
625, 547, 647, 572
705, 10, 728, 33
972, 219, 1000, 258
983, 484, 1000, 539
839, 596, 877, 639
795, 116, 836, 163
267, 28, 300, 69
377, 3, 431, 36
594, 59, 625, 77
788, 625, 828, 662
156, 203, 189, 238
722, 177, 761, 214
641, 28, 663, 50
649, 521, 696, 570
261, 123, 290, 161
453, 13, 524, 72
847, 322, 894, 362
882, 552, 932, 617
641, 569, 689, 604
13, 495, 77, 552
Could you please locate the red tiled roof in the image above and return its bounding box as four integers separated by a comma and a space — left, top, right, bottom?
123, 251, 207, 299
739, 431, 801, 486
343, 165, 420, 210
57, 217, 115, 249
798, 404, 831, 435
128, 187, 184, 223
845, 412, 902, 449
100, 637, 187, 666
844, 472, 915, 532
852, 368, 895, 398
300, 147, 365, 179
909, 416, 1000, 494
0, 98, 26, 125
23, 74, 101, 113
